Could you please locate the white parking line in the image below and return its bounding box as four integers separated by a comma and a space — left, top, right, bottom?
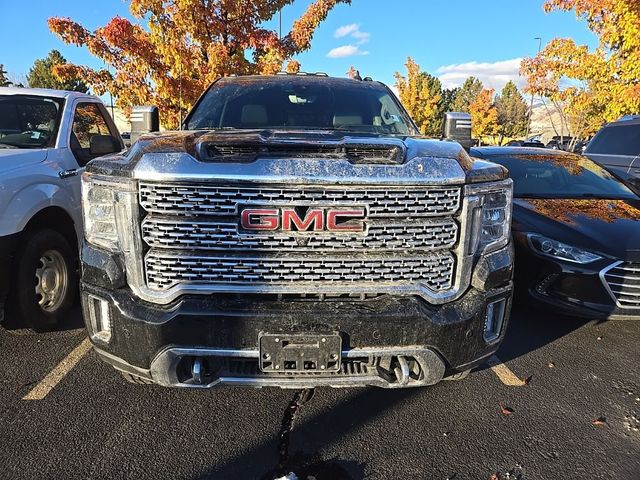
486, 355, 527, 387
22, 338, 92, 400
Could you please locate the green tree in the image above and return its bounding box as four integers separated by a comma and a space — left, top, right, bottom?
452, 77, 483, 112
495, 81, 528, 142
27, 50, 88, 92
0, 64, 12, 87
441, 87, 459, 114
394, 57, 444, 137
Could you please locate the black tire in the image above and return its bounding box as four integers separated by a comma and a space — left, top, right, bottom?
7, 229, 77, 332
119, 371, 155, 385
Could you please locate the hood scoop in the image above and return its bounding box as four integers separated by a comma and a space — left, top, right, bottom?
197, 141, 405, 165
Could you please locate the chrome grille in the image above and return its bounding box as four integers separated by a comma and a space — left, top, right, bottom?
141, 217, 458, 252
139, 183, 461, 217
145, 252, 455, 291
137, 181, 462, 295
603, 262, 640, 309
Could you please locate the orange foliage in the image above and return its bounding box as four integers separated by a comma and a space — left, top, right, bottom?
48, 0, 349, 128
470, 89, 499, 138
521, 0, 640, 137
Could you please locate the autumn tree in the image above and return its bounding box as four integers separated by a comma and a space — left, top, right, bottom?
0, 65, 12, 87
452, 77, 483, 113
27, 50, 88, 92
48, 0, 349, 128
521, 0, 640, 141
470, 88, 499, 140
495, 81, 528, 142
394, 57, 443, 137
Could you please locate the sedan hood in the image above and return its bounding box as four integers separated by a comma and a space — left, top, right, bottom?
513, 198, 640, 261
0, 148, 48, 173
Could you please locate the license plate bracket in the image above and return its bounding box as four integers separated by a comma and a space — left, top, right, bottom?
259, 333, 342, 373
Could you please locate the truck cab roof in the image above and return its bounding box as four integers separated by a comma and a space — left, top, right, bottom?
0, 86, 96, 101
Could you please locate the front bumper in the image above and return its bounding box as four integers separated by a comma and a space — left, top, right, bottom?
515, 246, 639, 320
81, 243, 514, 389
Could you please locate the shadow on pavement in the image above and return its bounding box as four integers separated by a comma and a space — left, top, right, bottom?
1, 304, 85, 334
199, 387, 419, 480
491, 299, 597, 366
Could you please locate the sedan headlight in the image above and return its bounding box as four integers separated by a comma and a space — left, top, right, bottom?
81, 173, 132, 251
527, 234, 602, 264
469, 180, 513, 255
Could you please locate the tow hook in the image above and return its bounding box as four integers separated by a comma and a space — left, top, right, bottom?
192, 357, 204, 384
394, 356, 410, 386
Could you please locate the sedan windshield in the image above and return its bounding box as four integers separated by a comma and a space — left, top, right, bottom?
185, 77, 416, 135
0, 95, 64, 149
488, 153, 637, 200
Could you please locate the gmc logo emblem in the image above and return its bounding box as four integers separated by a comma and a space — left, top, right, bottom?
240, 208, 366, 232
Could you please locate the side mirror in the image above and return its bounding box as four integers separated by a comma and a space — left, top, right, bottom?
130, 105, 160, 144
443, 112, 472, 152
89, 134, 120, 156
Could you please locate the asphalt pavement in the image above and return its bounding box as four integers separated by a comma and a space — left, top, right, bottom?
0, 305, 638, 480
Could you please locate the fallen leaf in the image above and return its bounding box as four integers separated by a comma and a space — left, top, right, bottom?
548, 362, 555, 368
500, 403, 515, 416
524, 375, 533, 385
489, 474, 499, 480
597, 336, 603, 341
592, 417, 607, 427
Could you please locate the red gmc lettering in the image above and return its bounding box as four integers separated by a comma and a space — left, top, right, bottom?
240, 209, 279, 230
326, 209, 366, 232
282, 209, 323, 231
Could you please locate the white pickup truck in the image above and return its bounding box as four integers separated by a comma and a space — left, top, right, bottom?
0, 87, 123, 331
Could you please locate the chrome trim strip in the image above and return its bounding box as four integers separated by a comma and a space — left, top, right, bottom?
149, 345, 445, 389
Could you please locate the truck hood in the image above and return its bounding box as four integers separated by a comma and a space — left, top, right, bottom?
86, 130, 508, 184
0, 148, 48, 173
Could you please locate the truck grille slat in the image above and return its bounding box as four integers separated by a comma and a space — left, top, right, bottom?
141, 218, 458, 252
145, 253, 455, 292
603, 262, 640, 309
139, 183, 461, 217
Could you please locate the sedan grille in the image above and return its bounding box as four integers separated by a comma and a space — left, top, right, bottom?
603, 262, 640, 309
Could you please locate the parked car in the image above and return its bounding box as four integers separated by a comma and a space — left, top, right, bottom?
0, 87, 123, 330
472, 147, 640, 320
584, 115, 640, 195
506, 140, 546, 148
79, 74, 515, 389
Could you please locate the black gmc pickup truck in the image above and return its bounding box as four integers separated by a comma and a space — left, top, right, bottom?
80, 74, 513, 389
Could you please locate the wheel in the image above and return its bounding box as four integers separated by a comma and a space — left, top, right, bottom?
7, 229, 77, 332
119, 370, 155, 385
443, 369, 471, 381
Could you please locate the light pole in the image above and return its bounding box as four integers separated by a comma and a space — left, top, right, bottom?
526, 37, 543, 139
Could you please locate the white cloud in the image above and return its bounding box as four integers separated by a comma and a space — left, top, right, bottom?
334, 24, 370, 45
326, 45, 370, 58
436, 58, 525, 92
335, 24, 359, 38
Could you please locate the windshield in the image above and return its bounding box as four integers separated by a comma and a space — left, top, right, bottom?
0, 95, 65, 149
488, 153, 637, 200
185, 78, 416, 135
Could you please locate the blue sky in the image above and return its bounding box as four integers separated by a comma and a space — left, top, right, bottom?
0, 0, 598, 92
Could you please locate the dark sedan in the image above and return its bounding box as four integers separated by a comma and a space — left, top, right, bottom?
471, 147, 640, 320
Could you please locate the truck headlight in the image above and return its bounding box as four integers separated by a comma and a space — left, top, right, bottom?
527, 234, 602, 264
81, 173, 132, 251
469, 180, 513, 255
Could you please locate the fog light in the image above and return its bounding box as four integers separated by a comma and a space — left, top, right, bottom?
484, 298, 507, 343
87, 294, 111, 342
